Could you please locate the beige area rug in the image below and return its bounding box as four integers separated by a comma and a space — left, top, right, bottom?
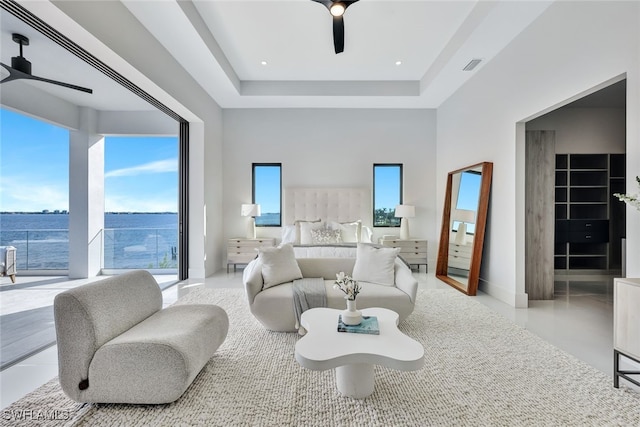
3, 287, 640, 426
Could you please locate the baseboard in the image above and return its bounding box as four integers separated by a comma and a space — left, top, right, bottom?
188, 268, 206, 279
478, 278, 529, 308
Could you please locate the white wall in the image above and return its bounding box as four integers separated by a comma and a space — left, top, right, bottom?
437, 1, 640, 306
223, 108, 438, 266
527, 107, 626, 154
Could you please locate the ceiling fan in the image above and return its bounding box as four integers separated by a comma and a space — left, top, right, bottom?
311, 0, 360, 54
1, 33, 93, 94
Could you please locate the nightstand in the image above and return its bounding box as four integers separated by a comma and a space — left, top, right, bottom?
227, 238, 275, 272
379, 237, 428, 272
448, 242, 473, 272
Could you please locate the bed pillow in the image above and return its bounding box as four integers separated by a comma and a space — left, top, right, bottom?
258, 244, 303, 289
360, 226, 373, 243
294, 219, 321, 244
311, 228, 342, 244
299, 221, 325, 245
352, 243, 400, 286
328, 220, 361, 243
281, 225, 296, 244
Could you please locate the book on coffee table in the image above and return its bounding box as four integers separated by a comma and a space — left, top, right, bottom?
337, 315, 380, 335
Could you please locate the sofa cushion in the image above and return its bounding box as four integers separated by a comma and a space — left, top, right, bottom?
254, 279, 414, 332
88, 304, 228, 404
258, 244, 303, 289
352, 244, 400, 286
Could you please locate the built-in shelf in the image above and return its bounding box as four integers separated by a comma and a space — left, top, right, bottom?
554, 153, 625, 272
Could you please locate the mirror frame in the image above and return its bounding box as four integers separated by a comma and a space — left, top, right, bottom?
436, 162, 493, 296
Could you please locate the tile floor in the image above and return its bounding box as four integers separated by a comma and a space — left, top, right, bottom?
0, 269, 636, 409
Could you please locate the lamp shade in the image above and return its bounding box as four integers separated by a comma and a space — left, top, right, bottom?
394, 204, 415, 218
452, 209, 475, 224
241, 204, 261, 217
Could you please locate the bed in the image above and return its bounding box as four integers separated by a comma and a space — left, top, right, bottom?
281, 187, 373, 258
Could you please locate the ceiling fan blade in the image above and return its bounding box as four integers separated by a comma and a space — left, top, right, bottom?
311, 0, 332, 10
0, 62, 25, 83
27, 74, 93, 94
333, 15, 345, 54
0, 63, 92, 94
343, 0, 360, 10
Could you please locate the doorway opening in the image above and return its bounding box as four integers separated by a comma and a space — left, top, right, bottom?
525, 79, 626, 300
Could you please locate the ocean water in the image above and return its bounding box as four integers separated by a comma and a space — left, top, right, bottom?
0, 213, 178, 270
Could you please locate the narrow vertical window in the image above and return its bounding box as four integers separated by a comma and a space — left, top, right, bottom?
253, 163, 281, 226
373, 164, 403, 227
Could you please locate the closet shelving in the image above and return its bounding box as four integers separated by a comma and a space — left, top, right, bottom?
554, 153, 625, 272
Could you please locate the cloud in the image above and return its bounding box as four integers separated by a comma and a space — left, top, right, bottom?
105, 159, 178, 178
0, 176, 68, 212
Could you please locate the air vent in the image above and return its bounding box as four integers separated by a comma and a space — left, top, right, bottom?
463, 59, 482, 71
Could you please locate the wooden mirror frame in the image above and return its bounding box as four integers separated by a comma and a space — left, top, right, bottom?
436, 162, 493, 296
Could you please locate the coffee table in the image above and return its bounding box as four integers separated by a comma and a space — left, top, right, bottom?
294, 307, 424, 398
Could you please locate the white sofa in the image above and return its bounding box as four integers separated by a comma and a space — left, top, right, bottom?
243, 256, 418, 332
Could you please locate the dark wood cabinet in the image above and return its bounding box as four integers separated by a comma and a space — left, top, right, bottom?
554, 154, 625, 272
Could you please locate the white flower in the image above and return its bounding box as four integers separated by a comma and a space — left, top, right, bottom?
333, 271, 361, 301
614, 176, 640, 212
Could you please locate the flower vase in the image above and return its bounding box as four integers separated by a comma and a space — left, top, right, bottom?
342, 299, 362, 326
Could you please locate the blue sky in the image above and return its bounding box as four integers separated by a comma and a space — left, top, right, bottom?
374, 165, 402, 210
0, 108, 178, 212
456, 171, 481, 211
253, 165, 280, 214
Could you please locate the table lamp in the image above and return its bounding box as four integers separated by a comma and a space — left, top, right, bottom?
453, 209, 475, 245
395, 204, 415, 240
241, 204, 261, 239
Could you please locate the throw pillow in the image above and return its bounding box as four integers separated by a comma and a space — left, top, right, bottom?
258, 244, 303, 289
352, 243, 400, 286
310, 228, 342, 244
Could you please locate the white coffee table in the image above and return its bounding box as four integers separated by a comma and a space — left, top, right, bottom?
294, 307, 424, 398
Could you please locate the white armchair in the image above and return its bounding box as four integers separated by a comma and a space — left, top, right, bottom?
0, 246, 16, 283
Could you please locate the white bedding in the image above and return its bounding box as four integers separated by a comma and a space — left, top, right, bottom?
293, 244, 357, 258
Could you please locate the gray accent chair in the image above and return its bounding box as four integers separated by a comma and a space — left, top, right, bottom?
54, 270, 228, 404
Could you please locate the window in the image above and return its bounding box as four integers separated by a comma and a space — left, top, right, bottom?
103, 136, 179, 270
253, 163, 281, 226
373, 164, 403, 227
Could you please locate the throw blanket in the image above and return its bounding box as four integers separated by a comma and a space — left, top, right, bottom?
292, 278, 327, 331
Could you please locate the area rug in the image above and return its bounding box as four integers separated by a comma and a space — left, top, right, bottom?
3, 287, 639, 426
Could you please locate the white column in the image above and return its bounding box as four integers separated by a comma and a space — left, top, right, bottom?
68, 107, 104, 278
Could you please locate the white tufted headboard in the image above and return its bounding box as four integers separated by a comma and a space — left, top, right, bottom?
284, 188, 371, 226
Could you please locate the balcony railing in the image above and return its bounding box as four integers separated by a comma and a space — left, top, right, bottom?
103, 228, 177, 269
0, 228, 178, 270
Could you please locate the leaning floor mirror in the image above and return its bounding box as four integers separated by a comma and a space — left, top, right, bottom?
436, 162, 493, 296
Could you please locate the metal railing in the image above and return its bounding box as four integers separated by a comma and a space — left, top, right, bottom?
0, 228, 178, 271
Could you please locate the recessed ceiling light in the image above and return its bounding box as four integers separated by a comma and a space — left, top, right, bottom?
395, 61, 402, 66
261, 60, 267, 66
